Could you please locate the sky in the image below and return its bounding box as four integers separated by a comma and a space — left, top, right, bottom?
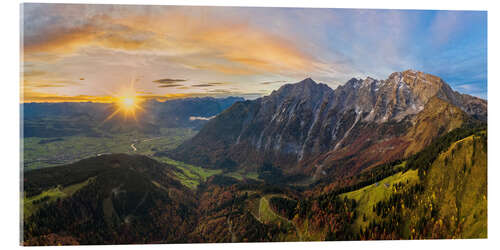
21, 3, 488, 102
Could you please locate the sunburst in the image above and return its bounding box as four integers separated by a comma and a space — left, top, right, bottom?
103, 87, 144, 122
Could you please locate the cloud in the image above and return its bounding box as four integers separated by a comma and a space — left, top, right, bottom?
22, 74, 82, 90
157, 84, 184, 88
22, 5, 324, 75
190, 82, 236, 88
260, 80, 286, 85
428, 11, 486, 49
428, 11, 462, 47
189, 115, 216, 121
206, 82, 231, 85
23, 24, 98, 55
192, 84, 217, 87
207, 89, 232, 94
153, 78, 187, 84
33, 84, 69, 88
22, 69, 46, 77
456, 84, 482, 92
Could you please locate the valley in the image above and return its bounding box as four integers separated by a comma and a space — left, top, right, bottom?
23, 128, 196, 170
23, 123, 263, 190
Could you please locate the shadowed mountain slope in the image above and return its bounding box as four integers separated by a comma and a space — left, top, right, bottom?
167, 70, 486, 180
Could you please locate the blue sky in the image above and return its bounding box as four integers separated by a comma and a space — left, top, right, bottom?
22, 4, 487, 101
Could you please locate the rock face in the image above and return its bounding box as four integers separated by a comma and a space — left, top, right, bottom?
168, 70, 487, 178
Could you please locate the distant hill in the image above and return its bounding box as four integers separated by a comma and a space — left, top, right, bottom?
22, 96, 244, 138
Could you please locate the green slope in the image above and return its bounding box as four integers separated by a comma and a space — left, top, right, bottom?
341, 168, 419, 229
350, 130, 487, 239
23, 177, 95, 218
413, 132, 487, 238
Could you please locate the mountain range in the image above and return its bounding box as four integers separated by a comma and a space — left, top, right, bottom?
168, 70, 486, 181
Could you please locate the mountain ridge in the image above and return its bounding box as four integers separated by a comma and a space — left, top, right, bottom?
166, 70, 486, 180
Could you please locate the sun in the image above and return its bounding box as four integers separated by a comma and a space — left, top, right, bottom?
104, 89, 144, 122
120, 96, 137, 111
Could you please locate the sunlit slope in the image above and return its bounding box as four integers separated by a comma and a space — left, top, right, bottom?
341, 168, 419, 229
343, 131, 486, 239
414, 132, 487, 238
404, 97, 470, 156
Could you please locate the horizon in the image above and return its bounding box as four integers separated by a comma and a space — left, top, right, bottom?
21, 70, 487, 104
22, 4, 487, 103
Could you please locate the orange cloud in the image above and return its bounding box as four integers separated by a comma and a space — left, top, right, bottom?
23, 8, 322, 75
23, 24, 99, 55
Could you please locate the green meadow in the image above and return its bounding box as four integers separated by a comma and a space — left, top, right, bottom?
341, 166, 419, 229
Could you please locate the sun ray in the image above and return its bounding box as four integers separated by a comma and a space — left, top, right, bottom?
101, 82, 144, 123
102, 108, 122, 123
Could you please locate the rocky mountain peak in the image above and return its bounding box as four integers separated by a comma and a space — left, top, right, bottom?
300, 77, 316, 84
268, 78, 333, 102
397, 70, 445, 88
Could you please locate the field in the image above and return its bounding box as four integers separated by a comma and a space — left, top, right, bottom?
154, 156, 223, 189
224, 169, 259, 181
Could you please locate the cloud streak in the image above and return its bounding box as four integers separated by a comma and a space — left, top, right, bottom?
192, 84, 218, 87
153, 78, 187, 84
260, 80, 286, 85
157, 84, 184, 88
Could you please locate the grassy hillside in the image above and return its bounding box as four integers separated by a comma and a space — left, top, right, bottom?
23, 177, 95, 218
355, 130, 487, 240
154, 156, 222, 189
341, 168, 419, 229
411, 132, 487, 238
